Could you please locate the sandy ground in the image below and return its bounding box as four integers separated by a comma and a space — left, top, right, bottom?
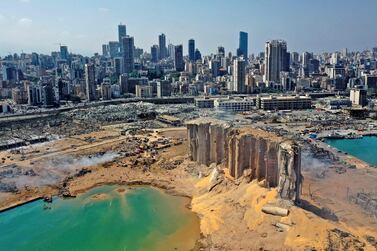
1, 127, 377, 250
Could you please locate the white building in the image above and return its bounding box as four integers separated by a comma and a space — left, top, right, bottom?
264, 40, 289, 84
350, 86, 368, 107
256, 95, 312, 111
214, 97, 254, 112
232, 58, 246, 93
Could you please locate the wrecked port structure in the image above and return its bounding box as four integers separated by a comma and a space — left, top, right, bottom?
187, 118, 302, 202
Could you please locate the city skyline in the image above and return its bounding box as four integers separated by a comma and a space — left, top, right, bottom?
1, 0, 377, 56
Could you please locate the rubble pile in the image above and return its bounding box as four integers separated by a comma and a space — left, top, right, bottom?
308, 144, 338, 161
351, 192, 377, 216
66, 102, 157, 124
326, 228, 365, 250
0, 164, 37, 179
0, 182, 18, 193
158, 157, 184, 170
187, 118, 302, 202
0, 164, 38, 193
0, 103, 205, 148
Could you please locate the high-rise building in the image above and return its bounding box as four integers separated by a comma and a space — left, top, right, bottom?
60, 45, 69, 60
238, 32, 248, 59
302, 52, 313, 67
188, 39, 195, 61
331, 52, 339, 65
309, 59, 320, 74
280, 72, 294, 91
290, 52, 299, 65
134, 47, 144, 58
151, 45, 159, 63
40, 83, 55, 107
102, 44, 109, 57
85, 64, 97, 101
195, 49, 202, 61
2, 66, 17, 81
350, 86, 368, 107
113, 57, 122, 76
221, 57, 229, 69
232, 58, 246, 93
168, 44, 175, 59
118, 24, 127, 46
31, 53, 39, 66
119, 74, 128, 94
26, 82, 39, 106
218, 46, 225, 57
210, 59, 221, 77
121, 36, 134, 74
264, 40, 289, 83
135, 85, 153, 98
108, 41, 119, 58
174, 45, 184, 72
157, 80, 172, 97
158, 33, 167, 60
365, 75, 377, 90
101, 79, 112, 100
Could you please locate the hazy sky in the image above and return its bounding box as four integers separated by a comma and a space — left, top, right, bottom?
0, 0, 376, 56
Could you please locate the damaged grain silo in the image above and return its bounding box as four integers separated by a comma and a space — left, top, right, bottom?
187, 118, 302, 202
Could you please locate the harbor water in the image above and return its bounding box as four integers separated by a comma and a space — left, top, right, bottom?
0, 185, 200, 251
325, 136, 377, 166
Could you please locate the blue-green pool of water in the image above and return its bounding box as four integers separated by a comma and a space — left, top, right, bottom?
325, 136, 377, 166
0, 186, 200, 251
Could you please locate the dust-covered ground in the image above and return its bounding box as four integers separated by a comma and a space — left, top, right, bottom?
1, 126, 377, 250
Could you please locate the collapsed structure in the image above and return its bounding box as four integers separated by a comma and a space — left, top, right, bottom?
187, 118, 302, 202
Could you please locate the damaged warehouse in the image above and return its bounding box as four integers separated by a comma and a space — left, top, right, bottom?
187, 118, 302, 202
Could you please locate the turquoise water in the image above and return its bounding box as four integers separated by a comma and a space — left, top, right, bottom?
0, 186, 200, 251
325, 136, 377, 166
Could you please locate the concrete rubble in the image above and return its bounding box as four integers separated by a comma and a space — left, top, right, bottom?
351, 192, 377, 216
0, 164, 37, 192
187, 118, 302, 202
0, 103, 207, 152
0, 182, 18, 193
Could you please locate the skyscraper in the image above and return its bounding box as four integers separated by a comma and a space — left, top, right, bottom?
238, 32, 248, 59
188, 39, 195, 61
264, 40, 289, 83
210, 59, 221, 77
102, 44, 109, 57
195, 49, 202, 61
85, 64, 97, 101
118, 24, 127, 45
302, 52, 313, 67
114, 57, 122, 76
174, 45, 184, 72
108, 41, 119, 58
290, 52, 299, 65
168, 44, 175, 59
151, 45, 159, 63
121, 36, 134, 74
2, 66, 17, 81
60, 45, 69, 60
232, 58, 246, 93
158, 33, 167, 60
